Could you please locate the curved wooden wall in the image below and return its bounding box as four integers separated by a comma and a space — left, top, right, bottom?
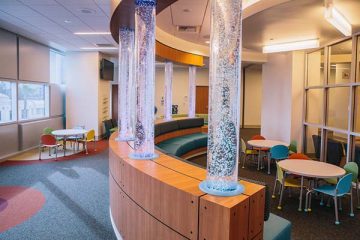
110, 0, 204, 66
109, 120, 266, 240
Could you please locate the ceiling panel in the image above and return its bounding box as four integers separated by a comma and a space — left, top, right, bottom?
171, 0, 208, 26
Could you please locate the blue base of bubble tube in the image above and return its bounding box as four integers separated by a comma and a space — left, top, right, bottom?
199, 180, 245, 197
128, 152, 159, 160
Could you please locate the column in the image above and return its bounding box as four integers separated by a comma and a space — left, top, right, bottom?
188, 65, 196, 118
117, 28, 135, 141
164, 61, 173, 121
129, 0, 158, 160
199, 0, 244, 196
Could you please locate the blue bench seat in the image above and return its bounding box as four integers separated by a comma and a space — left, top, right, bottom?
156, 133, 208, 157
264, 213, 292, 240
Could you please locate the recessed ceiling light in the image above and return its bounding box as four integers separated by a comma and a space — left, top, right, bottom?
205, 41, 210, 44
81, 47, 118, 50
262, 39, 319, 53
64, 20, 71, 24
79, 8, 96, 14
74, 32, 111, 35
183, 9, 191, 13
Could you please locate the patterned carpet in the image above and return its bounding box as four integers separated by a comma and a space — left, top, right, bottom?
0, 142, 116, 240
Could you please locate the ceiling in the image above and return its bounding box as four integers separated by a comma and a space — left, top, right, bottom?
0, 0, 117, 53
157, 0, 360, 51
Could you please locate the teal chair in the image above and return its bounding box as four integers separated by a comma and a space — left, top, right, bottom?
309, 173, 354, 225
324, 162, 360, 209
270, 145, 289, 161
289, 140, 297, 154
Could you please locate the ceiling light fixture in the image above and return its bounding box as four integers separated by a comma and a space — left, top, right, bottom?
262, 39, 319, 53
79, 8, 96, 14
74, 32, 111, 35
64, 20, 71, 24
205, 40, 210, 44
324, 3, 352, 36
81, 47, 118, 50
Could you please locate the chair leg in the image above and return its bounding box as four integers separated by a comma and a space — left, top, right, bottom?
278, 180, 285, 210
272, 179, 277, 199
320, 193, 324, 206
334, 196, 340, 225
308, 191, 312, 212
356, 181, 360, 209
55, 147, 58, 160
350, 190, 354, 217
48, 147, 51, 156
242, 154, 246, 169
339, 197, 342, 211
85, 142, 88, 154
39, 146, 42, 160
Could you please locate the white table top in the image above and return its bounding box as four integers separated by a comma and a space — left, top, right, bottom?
247, 139, 289, 148
52, 129, 88, 136
278, 159, 346, 178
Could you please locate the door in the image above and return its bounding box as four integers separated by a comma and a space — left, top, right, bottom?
196, 86, 209, 114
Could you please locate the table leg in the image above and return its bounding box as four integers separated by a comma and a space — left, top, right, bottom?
267, 152, 271, 175
298, 176, 304, 211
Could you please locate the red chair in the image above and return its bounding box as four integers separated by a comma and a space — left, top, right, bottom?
251, 135, 266, 140
289, 153, 310, 160
39, 134, 62, 160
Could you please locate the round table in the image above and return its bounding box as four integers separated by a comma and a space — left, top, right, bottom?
278, 159, 346, 211
52, 129, 88, 156
247, 140, 289, 174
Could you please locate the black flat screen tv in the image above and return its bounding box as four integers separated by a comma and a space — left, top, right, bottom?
100, 58, 114, 81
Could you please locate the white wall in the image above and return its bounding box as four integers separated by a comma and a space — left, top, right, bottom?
155, 65, 209, 116
244, 66, 262, 127
65, 52, 100, 136
261, 51, 305, 150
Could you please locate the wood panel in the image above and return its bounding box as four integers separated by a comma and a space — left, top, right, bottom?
110, 176, 187, 240
155, 127, 203, 144
156, 41, 203, 66
199, 194, 250, 240
180, 147, 207, 159
196, 86, 209, 114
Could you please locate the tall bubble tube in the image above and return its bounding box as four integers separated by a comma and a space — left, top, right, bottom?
129, 0, 158, 160
164, 61, 173, 121
199, 0, 244, 196
117, 28, 135, 141
188, 66, 196, 118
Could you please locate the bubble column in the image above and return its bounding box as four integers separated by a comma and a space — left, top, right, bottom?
129, 0, 158, 160
199, 0, 244, 196
117, 28, 135, 141
164, 61, 173, 121
188, 66, 196, 118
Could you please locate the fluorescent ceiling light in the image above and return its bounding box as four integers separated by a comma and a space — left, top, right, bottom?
324, 4, 352, 36
74, 32, 111, 35
81, 47, 118, 50
263, 39, 319, 53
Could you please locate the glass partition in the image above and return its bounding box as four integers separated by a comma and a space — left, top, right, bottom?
306, 89, 323, 124
326, 87, 350, 130
329, 40, 352, 85
325, 131, 347, 166
353, 136, 360, 168
307, 49, 325, 87
354, 87, 360, 133
304, 126, 322, 159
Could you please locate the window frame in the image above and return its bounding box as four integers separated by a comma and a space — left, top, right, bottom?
0, 79, 17, 126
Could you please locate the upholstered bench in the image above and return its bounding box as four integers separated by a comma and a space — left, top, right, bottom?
264, 213, 292, 240
156, 133, 208, 157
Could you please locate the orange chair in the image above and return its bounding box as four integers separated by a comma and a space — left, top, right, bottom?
78, 129, 96, 154
251, 135, 266, 140
39, 134, 62, 160
289, 153, 310, 160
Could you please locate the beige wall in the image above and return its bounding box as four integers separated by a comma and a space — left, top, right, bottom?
155, 65, 209, 116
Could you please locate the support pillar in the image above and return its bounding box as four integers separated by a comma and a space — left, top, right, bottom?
129, 0, 158, 160
188, 66, 196, 118
117, 28, 135, 141
199, 0, 244, 196
164, 61, 173, 121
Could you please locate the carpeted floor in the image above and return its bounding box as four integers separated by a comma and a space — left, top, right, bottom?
189, 154, 360, 240
0, 148, 116, 240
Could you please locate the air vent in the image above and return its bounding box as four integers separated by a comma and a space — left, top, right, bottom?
96, 44, 115, 48
177, 26, 199, 33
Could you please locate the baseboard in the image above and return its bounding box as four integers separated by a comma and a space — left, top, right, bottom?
109, 207, 123, 240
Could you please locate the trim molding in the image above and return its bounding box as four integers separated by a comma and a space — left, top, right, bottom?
109, 207, 123, 240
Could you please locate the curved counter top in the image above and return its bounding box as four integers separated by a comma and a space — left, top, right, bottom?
109, 119, 266, 240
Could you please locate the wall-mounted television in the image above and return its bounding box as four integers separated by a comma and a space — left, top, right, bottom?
100, 58, 114, 81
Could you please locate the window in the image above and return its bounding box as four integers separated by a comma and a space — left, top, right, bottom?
304, 125, 322, 160
0, 80, 16, 124
18, 83, 49, 121
307, 49, 324, 87
329, 40, 352, 85
306, 89, 323, 124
